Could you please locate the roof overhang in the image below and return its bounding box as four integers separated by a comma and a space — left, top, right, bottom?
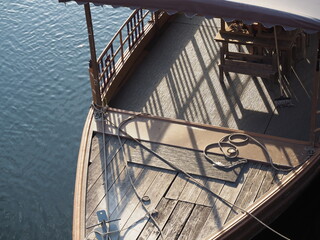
60, 0, 320, 32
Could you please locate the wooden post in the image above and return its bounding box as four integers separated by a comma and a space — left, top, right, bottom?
309, 35, 320, 145
84, 3, 102, 107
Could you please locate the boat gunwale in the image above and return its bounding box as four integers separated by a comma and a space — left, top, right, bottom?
73, 107, 95, 240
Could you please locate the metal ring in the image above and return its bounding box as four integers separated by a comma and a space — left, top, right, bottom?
228, 134, 249, 145
142, 196, 150, 203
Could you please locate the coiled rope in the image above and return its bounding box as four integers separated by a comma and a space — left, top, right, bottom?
204, 133, 298, 172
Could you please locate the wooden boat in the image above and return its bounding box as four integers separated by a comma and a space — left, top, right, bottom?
59, 0, 320, 239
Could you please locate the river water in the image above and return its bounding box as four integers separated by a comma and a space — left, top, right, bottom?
0, 1, 130, 239
0, 1, 319, 240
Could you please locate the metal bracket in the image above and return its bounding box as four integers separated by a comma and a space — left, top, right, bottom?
95, 210, 110, 240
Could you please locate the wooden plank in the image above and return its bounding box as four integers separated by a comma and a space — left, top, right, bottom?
107, 163, 145, 217
86, 137, 131, 221
226, 52, 272, 62
117, 170, 176, 239
214, 32, 294, 50
86, 168, 107, 221
159, 201, 195, 240
195, 163, 252, 240
195, 177, 225, 207
94, 110, 309, 168
87, 134, 121, 191
221, 59, 276, 78
166, 173, 189, 200
138, 198, 178, 240
123, 139, 242, 182
225, 162, 266, 222
224, 59, 274, 71
85, 166, 161, 234
178, 205, 212, 240
255, 169, 287, 200
178, 175, 208, 203
73, 108, 94, 240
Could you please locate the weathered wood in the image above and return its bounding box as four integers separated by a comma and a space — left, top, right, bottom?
87, 134, 120, 191
165, 173, 189, 200
86, 166, 161, 234
122, 139, 242, 182
86, 136, 130, 221
255, 169, 286, 200
166, 173, 208, 204
107, 163, 145, 217
215, 32, 296, 50
96, 110, 309, 168
225, 162, 266, 222
178, 205, 212, 240
138, 198, 178, 240
177, 175, 207, 203
221, 59, 276, 78
195, 177, 225, 207
73, 108, 95, 240
117, 170, 176, 239
158, 201, 195, 240
195, 163, 252, 240
84, 3, 101, 106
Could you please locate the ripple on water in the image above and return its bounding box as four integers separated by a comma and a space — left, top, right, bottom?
0, 1, 131, 239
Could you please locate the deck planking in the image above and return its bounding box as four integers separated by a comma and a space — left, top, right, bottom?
138, 198, 178, 240
84, 14, 316, 239
157, 201, 195, 240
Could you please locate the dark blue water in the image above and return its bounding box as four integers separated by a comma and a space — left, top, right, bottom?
0, 1, 130, 239
1, 1, 319, 240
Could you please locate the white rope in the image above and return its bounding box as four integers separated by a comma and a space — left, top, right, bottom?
103, 112, 292, 240
90, 105, 165, 240
204, 133, 299, 172
85, 213, 151, 240
115, 113, 165, 240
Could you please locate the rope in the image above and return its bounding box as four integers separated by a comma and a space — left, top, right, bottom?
204, 133, 298, 172
90, 105, 165, 240
115, 113, 165, 240
85, 213, 153, 240
204, 134, 248, 169
102, 112, 293, 240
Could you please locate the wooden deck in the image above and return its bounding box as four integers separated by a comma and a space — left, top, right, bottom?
85, 132, 286, 240
83, 15, 318, 240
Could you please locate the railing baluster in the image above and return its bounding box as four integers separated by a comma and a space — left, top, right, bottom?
127, 22, 131, 48
134, 13, 137, 44
140, 10, 144, 34
96, 10, 158, 95
119, 31, 124, 62
111, 44, 114, 71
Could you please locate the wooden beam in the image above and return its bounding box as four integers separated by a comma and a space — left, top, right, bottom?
309, 34, 320, 144
84, 3, 102, 107
93, 109, 310, 168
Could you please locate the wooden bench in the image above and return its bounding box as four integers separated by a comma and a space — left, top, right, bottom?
219, 51, 277, 80
214, 20, 299, 81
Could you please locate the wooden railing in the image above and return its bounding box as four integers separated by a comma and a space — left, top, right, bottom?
95, 9, 156, 98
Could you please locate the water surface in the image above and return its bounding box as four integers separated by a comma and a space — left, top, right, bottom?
0, 1, 130, 239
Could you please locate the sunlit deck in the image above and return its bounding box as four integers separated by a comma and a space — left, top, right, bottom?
83, 15, 318, 240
